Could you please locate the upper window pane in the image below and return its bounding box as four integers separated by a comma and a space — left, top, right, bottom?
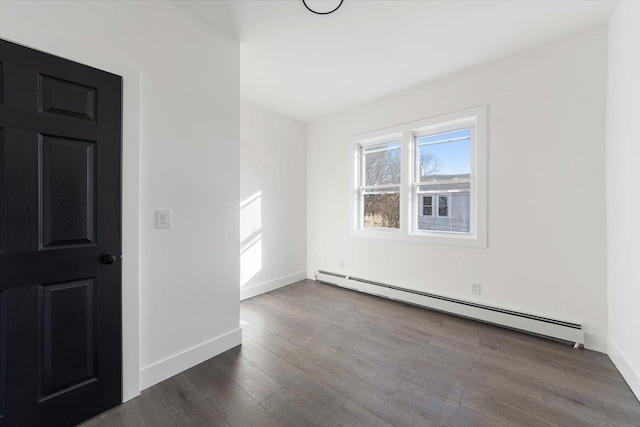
363, 141, 401, 186
418, 129, 471, 182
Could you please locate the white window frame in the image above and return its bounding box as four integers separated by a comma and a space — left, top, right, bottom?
349, 105, 487, 248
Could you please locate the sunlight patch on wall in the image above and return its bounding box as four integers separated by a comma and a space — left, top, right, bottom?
240, 191, 262, 242
240, 191, 263, 287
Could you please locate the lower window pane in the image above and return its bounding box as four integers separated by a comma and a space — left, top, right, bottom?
363, 193, 400, 229
417, 191, 470, 233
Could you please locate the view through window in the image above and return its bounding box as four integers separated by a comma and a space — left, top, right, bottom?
360, 141, 401, 229
415, 128, 472, 233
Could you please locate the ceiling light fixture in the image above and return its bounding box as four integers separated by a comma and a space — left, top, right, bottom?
302, 0, 344, 15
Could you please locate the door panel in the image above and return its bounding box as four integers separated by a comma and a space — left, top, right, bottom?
40, 278, 97, 400
40, 75, 97, 122
0, 39, 122, 426
41, 134, 96, 248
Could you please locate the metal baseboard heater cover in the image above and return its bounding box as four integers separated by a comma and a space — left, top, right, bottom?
317, 270, 584, 346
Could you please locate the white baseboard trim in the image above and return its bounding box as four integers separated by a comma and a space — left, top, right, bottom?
241, 271, 306, 300
608, 337, 640, 401
140, 328, 242, 390
584, 332, 607, 353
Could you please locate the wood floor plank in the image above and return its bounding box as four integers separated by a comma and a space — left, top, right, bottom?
239, 337, 348, 415
80, 388, 176, 427
464, 383, 614, 427
119, 389, 177, 427
329, 321, 424, 362
299, 328, 420, 379
394, 382, 502, 427
291, 332, 405, 394
429, 334, 480, 355
248, 292, 343, 329
354, 304, 444, 334
329, 400, 394, 427
420, 340, 476, 370
473, 348, 640, 407
244, 298, 335, 344
267, 286, 359, 319
261, 388, 339, 427
472, 355, 640, 426
339, 315, 434, 355
476, 336, 627, 388
210, 346, 283, 403
153, 374, 229, 426
283, 346, 446, 427
182, 360, 283, 427
393, 381, 463, 418
439, 404, 509, 427
461, 389, 558, 427
240, 323, 298, 358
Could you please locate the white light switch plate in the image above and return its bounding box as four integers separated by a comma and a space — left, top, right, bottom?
156, 209, 171, 229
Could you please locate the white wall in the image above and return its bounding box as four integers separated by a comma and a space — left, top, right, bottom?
606, 1, 640, 399
240, 100, 307, 300
307, 28, 608, 350
0, 0, 241, 394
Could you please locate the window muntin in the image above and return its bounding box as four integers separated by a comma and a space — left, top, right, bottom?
414, 127, 473, 234
359, 140, 401, 229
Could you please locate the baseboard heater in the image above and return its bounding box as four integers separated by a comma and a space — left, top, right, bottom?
316, 270, 584, 346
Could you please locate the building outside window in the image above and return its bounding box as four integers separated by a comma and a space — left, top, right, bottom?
422, 195, 433, 216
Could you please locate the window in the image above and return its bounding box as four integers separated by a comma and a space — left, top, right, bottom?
437, 195, 450, 217
415, 128, 471, 233
420, 194, 453, 218
350, 106, 487, 247
359, 140, 401, 229
422, 195, 433, 216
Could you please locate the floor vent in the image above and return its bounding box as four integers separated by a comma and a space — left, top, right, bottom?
317, 270, 583, 345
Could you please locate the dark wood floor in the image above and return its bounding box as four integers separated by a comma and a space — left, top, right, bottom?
81, 280, 640, 427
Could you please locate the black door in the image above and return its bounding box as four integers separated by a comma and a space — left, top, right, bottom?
0, 39, 122, 426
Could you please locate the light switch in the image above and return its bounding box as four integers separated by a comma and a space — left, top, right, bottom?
156, 209, 171, 229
